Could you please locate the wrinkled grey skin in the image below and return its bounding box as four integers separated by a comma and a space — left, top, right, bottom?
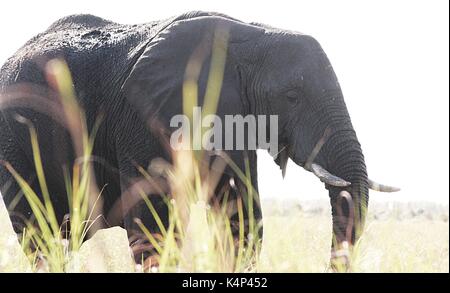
0, 11, 374, 263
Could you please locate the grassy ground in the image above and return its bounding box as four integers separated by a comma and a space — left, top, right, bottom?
259, 200, 449, 273
1, 196, 448, 273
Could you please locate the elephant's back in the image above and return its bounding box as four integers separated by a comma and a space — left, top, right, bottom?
1, 17, 155, 74
0, 11, 242, 89
47, 14, 117, 31
0, 15, 156, 162
0, 16, 170, 118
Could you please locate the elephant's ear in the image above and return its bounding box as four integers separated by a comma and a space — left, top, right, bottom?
121, 16, 265, 128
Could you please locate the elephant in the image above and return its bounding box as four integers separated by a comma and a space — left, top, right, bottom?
0, 11, 398, 267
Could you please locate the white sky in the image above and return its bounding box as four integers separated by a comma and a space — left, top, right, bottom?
0, 0, 448, 203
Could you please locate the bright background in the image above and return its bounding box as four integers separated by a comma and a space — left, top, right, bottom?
0, 0, 448, 203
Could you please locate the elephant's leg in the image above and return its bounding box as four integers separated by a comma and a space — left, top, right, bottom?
0, 120, 37, 233
248, 151, 263, 240
116, 152, 169, 262
0, 161, 38, 233
217, 151, 263, 245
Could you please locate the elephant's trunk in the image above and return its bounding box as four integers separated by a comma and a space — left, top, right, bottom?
325, 133, 368, 245
319, 118, 369, 269
303, 93, 369, 268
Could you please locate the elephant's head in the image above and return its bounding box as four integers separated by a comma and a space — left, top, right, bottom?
232, 22, 400, 263
240, 31, 370, 250
122, 14, 399, 268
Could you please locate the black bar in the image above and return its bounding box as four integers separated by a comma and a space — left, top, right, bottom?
0, 273, 448, 291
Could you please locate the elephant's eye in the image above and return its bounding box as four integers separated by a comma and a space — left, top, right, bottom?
285, 90, 300, 104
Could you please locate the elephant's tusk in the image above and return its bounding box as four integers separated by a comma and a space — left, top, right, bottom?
274, 144, 289, 178
368, 179, 401, 192
310, 163, 351, 187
